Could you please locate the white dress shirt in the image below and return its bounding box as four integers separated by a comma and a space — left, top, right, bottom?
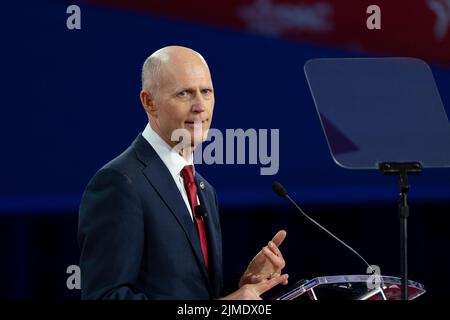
142, 123, 197, 221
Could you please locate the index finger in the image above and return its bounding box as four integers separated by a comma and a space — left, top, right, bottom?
271, 230, 287, 247
255, 274, 289, 295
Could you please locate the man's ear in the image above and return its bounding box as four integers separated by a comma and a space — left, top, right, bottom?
140, 90, 158, 118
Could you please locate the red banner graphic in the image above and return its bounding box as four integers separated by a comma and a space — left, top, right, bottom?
83, 0, 450, 66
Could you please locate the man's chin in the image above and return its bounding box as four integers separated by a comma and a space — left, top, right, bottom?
186, 127, 209, 140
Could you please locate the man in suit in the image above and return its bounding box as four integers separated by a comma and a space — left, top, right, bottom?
78, 46, 288, 299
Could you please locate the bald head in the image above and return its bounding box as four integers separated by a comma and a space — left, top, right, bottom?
139, 46, 215, 151
141, 46, 210, 97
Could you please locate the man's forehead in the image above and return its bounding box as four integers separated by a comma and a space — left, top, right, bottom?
160, 60, 212, 87
165, 54, 209, 72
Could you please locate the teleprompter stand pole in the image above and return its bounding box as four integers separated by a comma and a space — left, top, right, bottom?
378, 162, 422, 300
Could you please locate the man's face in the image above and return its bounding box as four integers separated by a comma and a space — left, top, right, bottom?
149, 56, 214, 149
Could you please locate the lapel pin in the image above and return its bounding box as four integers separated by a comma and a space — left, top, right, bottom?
199, 181, 205, 190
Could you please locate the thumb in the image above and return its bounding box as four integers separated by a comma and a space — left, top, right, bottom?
271, 230, 287, 247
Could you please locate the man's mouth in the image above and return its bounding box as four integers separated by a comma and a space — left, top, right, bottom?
185, 119, 208, 126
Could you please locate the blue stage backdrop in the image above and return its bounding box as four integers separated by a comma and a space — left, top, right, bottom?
1, 1, 450, 213
1, 0, 450, 300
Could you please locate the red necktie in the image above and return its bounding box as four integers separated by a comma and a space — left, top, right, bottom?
181, 165, 209, 270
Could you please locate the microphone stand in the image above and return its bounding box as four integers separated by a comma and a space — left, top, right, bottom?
379, 162, 422, 300
272, 182, 374, 274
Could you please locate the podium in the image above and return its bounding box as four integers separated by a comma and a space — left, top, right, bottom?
273, 275, 425, 300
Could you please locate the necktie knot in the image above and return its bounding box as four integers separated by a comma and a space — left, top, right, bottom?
181, 165, 195, 186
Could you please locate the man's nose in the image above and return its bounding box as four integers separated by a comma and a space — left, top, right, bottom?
191, 92, 206, 113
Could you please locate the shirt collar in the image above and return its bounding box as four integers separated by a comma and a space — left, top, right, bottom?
142, 123, 194, 178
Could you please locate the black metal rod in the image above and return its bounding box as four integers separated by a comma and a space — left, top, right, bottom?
379, 162, 421, 301
399, 192, 409, 300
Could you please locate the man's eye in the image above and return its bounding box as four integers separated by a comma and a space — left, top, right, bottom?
202, 89, 212, 95
177, 91, 188, 97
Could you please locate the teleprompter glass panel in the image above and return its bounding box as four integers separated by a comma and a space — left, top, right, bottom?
304, 58, 450, 169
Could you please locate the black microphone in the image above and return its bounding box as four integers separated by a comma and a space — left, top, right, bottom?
272, 181, 373, 272
195, 205, 208, 219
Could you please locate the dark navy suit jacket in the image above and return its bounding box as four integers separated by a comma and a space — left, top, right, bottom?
78, 134, 223, 299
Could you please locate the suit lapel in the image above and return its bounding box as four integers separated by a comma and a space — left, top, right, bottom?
132, 135, 212, 294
